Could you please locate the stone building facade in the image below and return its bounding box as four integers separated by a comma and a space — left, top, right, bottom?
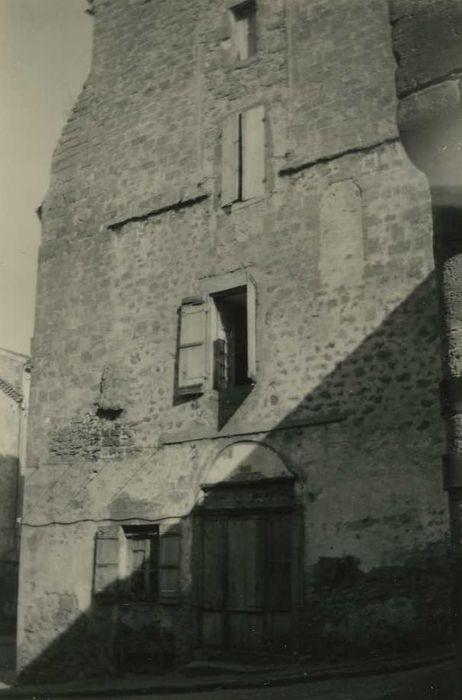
18, 0, 451, 681
0, 347, 29, 637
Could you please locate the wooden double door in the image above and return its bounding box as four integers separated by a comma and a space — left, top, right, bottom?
199, 511, 296, 653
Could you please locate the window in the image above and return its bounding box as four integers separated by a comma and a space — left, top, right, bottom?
177, 275, 257, 396
221, 105, 266, 206
212, 287, 252, 391
122, 526, 159, 599
230, 1, 257, 62
93, 524, 181, 603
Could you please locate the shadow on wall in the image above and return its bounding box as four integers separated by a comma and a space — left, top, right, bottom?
16, 271, 452, 683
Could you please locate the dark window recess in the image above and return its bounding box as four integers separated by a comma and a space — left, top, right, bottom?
213, 287, 250, 390
96, 407, 123, 421
90, 525, 182, 604
231, 1, 257, 61
122, 526, 160, 600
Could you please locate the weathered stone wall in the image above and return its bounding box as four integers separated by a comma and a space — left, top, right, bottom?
19, 0, 449, 680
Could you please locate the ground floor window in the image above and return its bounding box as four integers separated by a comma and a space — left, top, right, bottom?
93, 523, 181, 603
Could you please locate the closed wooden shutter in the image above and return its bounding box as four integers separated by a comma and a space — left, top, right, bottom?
178, 298, 206, 394
241, 105, 265, 200
159, 524, 181, 601
221, 113, 240, 206
246, 275, 257, 382
94, 526, 121, 599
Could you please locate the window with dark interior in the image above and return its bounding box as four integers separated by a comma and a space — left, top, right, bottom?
212, 287, 250, 390
93, 524, 181, 603
123, 526, 160, 600
230, 0, 257, 62
176, 276, 257, 396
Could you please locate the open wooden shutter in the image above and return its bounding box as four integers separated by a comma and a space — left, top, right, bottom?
221, 113, 240, 206
213, 338, 227, 391
159, 524, 181, 602
178, 298, 206, 395
94, 525, 121, 600
246, 275, 257, 382
241, 105, 265, 200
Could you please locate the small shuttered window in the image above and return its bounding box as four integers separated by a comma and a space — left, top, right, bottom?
93, 524, 182, 604
221, 113, 240, 206
221, 106, 266, 206
177, 297, 207, 395
241, 105, 265, 200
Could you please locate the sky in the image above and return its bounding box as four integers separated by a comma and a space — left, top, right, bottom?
0, 0, 93, 355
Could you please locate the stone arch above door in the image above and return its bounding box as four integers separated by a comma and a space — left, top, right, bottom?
201, 440, 295, 489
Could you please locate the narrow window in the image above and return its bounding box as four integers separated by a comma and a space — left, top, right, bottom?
221, 106, 265, 206
123, 525, 160, 600
212, 279, 257, 390
230, 1, 257, 61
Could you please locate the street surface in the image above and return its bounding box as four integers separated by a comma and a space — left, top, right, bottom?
54, 661, 457, 700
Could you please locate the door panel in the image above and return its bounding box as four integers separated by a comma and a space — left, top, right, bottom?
265, 612, 291, 650
228, 612, 265, 649
202, 611, 224, 648
200, 511, 295, 653
266, 514, 292, 611
202, 518, 226, 610
227, 518, 265, 610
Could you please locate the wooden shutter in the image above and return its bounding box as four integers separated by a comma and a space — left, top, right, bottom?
213, 338, 227, 391
94, 526, 120, 599
178, 298, 206, 395
221, 113, 240, 206
159, 524, 181, 601
241, 105, 265, 200
246, 276, 257, 382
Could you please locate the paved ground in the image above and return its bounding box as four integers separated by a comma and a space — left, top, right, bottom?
44, 662, 458, 700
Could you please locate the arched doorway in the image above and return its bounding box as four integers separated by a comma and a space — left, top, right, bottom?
194, 442, 301, 657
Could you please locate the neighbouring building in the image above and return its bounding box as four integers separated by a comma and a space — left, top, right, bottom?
17, 0, 455, 681
0, 347, 29, 638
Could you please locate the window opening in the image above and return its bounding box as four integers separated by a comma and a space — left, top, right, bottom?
93, 524, 181, 603
213, 286, 250, 390
122, 525, 159, 600
231, 1, 257, 61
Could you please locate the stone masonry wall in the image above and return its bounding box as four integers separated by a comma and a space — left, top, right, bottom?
19, 0, 449, 680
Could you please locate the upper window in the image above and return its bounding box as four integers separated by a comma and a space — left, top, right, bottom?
230, 1, 257, 62
221, 105, 266, 206
177, 275, 257, 396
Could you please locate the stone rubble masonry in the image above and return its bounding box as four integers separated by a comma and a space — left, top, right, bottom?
18, 0, 451, 682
